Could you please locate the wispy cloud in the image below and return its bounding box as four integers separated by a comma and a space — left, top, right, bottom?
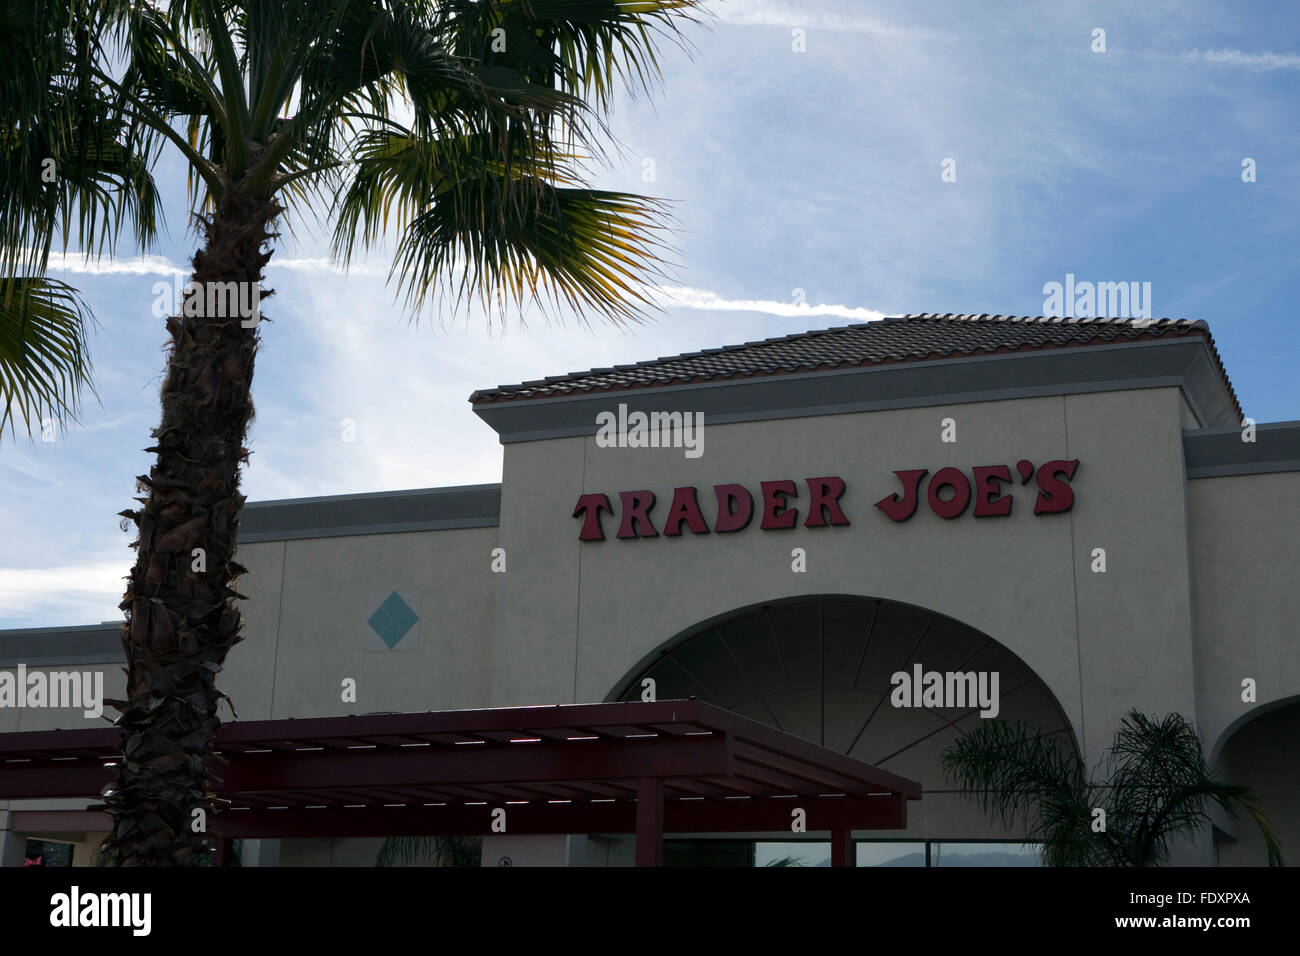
1174, 48, 1300, 71
41, 251, 396, 279
270, 257, 392, 278
651, 284, 883, 321
706, 0, 954, 42
43, 251, 186, 276
34, 252, 884, 320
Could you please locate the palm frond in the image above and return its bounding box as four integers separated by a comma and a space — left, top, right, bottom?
398, 178, 672, 325
0, 0, 162, 276
0, 275, 95, 437
941, 720, 1094, 866
443, 0, 703, 112
332, 125, 671, 324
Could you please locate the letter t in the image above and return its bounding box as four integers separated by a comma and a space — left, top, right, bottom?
573, 493, 614, 541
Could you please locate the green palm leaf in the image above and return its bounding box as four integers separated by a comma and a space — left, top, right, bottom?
0, 275, 95, 437
334, 126, 671, 323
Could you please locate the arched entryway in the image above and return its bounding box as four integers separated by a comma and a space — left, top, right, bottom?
606, 595, 1079, 865
1211, 695, 1300, 867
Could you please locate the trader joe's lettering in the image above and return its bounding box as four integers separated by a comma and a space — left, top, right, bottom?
572, 477, 848, 541
874, 459, 1080, 521
572, 460, 1079, 540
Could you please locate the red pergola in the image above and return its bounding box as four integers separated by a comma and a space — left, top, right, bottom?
0, 699, 921, 866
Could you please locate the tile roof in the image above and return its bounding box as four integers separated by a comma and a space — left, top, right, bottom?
468, 314, 1241, 419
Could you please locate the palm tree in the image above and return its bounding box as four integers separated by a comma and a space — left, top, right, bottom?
4, 0, 700, 866
942, 709, 1283, 866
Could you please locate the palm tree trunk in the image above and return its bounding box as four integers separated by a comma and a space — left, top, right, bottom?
105, 188, 280, 866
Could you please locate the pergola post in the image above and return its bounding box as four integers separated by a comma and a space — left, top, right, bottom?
635, 777, 664, 867
831, 826, 852, 867
213, 836, 233, 868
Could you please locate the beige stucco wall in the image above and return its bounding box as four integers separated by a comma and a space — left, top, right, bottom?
1186, 473, 1300, 756
489, 387, 1199, 771
225, 526, 499, 719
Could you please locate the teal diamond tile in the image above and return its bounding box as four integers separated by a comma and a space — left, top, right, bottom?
367, 590, 419, 649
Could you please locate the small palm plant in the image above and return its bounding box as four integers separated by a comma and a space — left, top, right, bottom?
376, 835, 481, 867
942, 709, 1283, 867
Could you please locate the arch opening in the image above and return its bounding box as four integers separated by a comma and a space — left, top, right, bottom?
608, 594, 1080, 800
1211, 696, 1300, 867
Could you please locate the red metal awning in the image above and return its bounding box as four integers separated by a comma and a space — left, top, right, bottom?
0, 699, 921, 866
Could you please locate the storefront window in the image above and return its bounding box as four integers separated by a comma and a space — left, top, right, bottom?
22, 840, 74, 867
663, 840, 751, 867
855, 841, 927, 867
930, 842, 1042, 866
753, 841, 830, 867
664, 838, 1041, 866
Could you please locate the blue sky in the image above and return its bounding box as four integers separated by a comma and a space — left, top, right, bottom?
2, 0, 1298, 627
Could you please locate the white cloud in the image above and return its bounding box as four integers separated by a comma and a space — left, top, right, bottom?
0, 561, 125, 624
1175, 48, 1300, 71
651, 284, 883, 321
31, 251, 886, 321
43, 251, 186, 276
39, 251, 394, 279
706, 0, 954, 41
269, 257, 392, 278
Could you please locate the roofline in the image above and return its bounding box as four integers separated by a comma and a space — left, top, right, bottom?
469, 318, 1241, 422
474, 335, 1243, 443
1184, 421, 1300, 478
238, 482, 501, 543
0, 622, 122, 667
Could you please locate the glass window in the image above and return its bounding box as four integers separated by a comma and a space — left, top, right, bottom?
663, 839, 751, 867
855, 841, 926, 867
23, 839, 74, 867
930, 841, 1042, 866
754, 841, 830, 867
663, 837, 1043, 867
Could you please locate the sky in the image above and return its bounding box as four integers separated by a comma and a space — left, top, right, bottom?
2, 0, 1299, 628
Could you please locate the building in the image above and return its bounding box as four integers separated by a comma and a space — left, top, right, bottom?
2, 314, 1297, 867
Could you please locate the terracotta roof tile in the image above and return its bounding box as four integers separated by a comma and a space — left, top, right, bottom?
468, 314, 1241, 420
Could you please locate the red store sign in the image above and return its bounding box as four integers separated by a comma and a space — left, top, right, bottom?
572, 459, 1079, 541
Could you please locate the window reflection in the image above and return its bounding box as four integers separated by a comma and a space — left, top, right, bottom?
931, 842, 1042, 866
665, 838, 1043, 867
856, 842, 926, 867
754, 841, 830, 867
